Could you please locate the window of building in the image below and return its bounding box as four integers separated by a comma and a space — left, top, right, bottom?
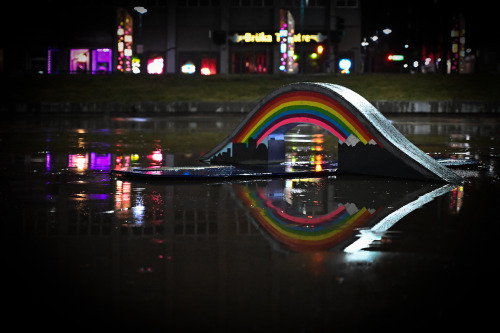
232, 52, 268, 74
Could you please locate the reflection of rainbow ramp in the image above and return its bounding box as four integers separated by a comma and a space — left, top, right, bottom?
201, 83, 463, 183
235, 185, 379, 252
233, 177, 456, 253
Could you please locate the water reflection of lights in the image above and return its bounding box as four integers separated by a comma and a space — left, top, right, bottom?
449, 186, 464, 214
148, 149, 163, 163
115, 180, 131, 210
133, 194, 146, 225
69, 153, 89, 171
315, 155, 323, 172
46, 153, 51, 171
115, 155, 131, 170
113, 180, 152, 226
90, 153, 111, 170
284, 130, 335, 172
68, 153, 112, 172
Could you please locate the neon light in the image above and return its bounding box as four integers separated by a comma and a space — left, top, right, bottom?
233, 32, 324, 43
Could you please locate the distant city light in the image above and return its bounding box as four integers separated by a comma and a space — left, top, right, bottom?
370, 35, 378, 42
382, 28, 392, 35
148, 57, 164, 74
201, 58, 216, 75
387, 54, 404, 61
338, 58, 352, 74
132, 56, 141, 74
181, 61, 196, 74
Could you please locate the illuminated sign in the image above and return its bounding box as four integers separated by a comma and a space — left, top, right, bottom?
231, 32, 327, 43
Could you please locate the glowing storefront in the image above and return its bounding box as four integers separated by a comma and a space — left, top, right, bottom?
42, 1, 360, 75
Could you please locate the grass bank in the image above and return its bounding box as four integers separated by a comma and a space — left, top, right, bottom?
4, 73, 500, 104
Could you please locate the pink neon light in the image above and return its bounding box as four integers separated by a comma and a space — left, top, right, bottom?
256, 117, 346, 146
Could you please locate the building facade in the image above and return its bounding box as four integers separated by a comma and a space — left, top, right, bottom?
3, 0, 361, 75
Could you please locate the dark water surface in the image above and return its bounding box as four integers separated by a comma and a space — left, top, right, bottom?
2, 114, 499, 331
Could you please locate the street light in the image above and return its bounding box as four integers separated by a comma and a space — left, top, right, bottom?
134, 6, 148, 14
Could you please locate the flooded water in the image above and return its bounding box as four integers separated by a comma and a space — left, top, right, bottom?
2, 113, 499, 331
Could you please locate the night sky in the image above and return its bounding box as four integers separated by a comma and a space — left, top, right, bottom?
1, 1, 496, 55
361, 0, 496, 52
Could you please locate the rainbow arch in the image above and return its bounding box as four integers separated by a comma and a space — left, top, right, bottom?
233, 91, 380, 147
201, 82, 463, 183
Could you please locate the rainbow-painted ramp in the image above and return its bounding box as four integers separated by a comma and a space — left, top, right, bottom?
201, 82, 463, 183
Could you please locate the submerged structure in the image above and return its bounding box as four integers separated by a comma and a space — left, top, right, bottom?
201, 82, 463, 183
